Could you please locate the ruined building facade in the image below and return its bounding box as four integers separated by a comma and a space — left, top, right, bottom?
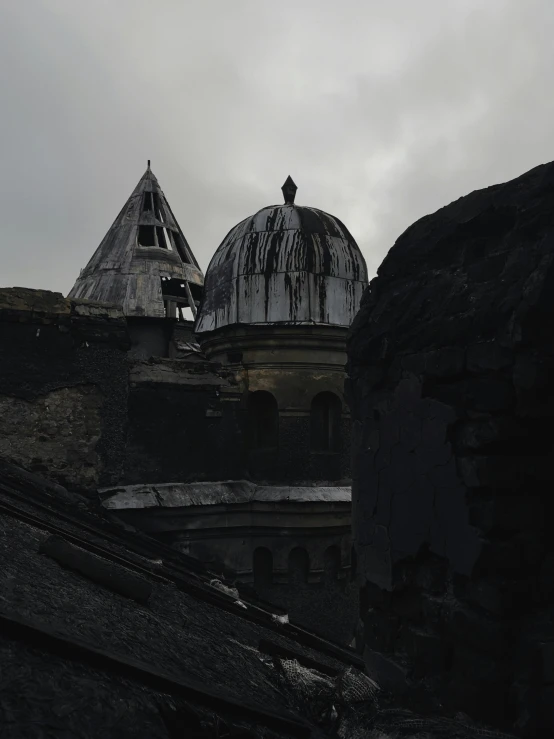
0, 166, 367, 643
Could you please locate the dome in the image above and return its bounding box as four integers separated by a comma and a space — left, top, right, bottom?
195, 178, 368, 333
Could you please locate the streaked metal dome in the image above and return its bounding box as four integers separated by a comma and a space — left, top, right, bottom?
195, 178, 368, 333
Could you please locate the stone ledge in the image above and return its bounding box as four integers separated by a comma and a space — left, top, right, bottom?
0, 287, 127, 326
0, 287, 70, 318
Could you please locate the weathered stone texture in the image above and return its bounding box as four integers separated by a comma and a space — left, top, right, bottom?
0, 289, 130, 492
348, 161, 554, 736
0, 386, 102, 489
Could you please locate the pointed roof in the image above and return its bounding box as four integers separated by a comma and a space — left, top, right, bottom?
68, 164, 203, 319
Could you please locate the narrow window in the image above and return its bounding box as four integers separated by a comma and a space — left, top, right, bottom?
248, 391, 278, 450
253, 547, 273, 587
288, 547, 309, 584
173, 231, 193, 264
142, 192, 153, 212
310, 392, 341, 452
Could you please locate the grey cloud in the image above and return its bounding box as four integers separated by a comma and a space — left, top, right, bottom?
1, 0, 553, 293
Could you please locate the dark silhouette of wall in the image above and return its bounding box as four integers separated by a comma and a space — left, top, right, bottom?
348, 161, 554, 736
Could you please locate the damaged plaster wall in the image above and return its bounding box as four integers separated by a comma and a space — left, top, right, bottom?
0, 385, 102, 489
0, 288, 130, 493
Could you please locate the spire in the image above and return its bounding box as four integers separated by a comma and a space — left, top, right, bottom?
68, 165, 204, 319
281, 176, 297, 204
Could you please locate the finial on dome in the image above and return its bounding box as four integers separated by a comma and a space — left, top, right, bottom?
147, 159, 151, 170
281, 176, 297, 204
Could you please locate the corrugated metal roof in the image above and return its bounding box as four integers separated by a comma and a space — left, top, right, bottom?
195, 195, 368, 333
68, 164, 204, 318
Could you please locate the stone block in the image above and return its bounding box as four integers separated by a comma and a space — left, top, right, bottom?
466, 341, 512, 373
465, 378, 514, 412
0, 287, 71, 318
426, 346, 466, 378
363, 647, 409, 694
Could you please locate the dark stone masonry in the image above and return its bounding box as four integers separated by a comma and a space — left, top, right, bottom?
347, 161, 554, 736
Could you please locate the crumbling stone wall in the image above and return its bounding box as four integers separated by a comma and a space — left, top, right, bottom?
0, 385, 102, 490
0, 289, 129, 492
0, 289, 250, 490
347, 162, 554, 736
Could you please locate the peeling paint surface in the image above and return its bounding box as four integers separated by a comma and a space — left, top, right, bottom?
196, 204, 368, 332
101, 481, 351, 509
69, 167, 204, 318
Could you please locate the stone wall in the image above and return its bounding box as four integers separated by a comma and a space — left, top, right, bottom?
347, 162, 554, 736
0, 289, 247, 491
0, 289, 129, 492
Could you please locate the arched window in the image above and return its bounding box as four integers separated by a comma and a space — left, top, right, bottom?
248, 391, 279, 449
310, 392, 341, 452
253, 547, 273, 587
288, 547, 309, 584
323, 545, 341, 582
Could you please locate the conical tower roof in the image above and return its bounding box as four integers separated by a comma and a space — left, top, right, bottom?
69, 163, 203, 318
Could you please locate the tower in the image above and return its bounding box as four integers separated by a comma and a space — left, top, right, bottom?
195, 178, 368, 483
69, 163, 204, 356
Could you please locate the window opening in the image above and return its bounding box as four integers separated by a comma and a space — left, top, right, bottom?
138, 225, 156, 246
310, 392, 341, 452
142, 192, 153, 212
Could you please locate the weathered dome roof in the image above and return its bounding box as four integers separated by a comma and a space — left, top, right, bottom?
195, 180, 368, 333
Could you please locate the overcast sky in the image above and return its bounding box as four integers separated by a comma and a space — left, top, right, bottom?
1, 0, 553, 294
